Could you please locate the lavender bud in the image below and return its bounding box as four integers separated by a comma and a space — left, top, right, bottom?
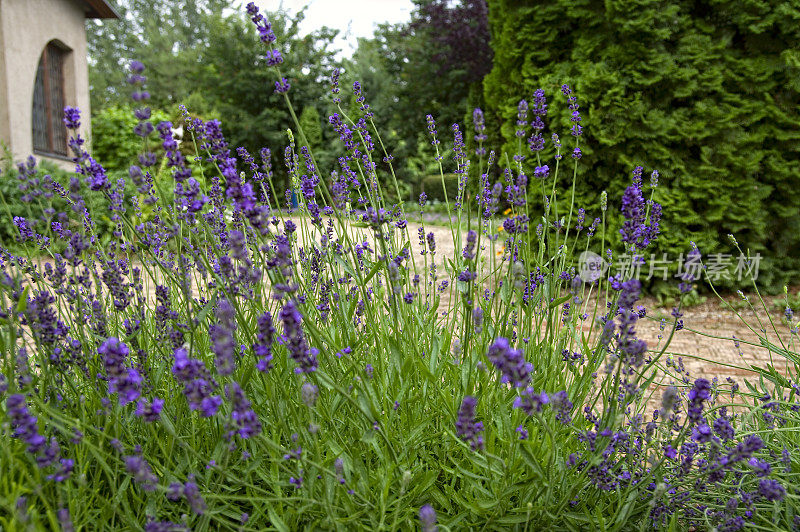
661, 386, 678, 415
419, 505, 438, 532
301, 382, 318, 408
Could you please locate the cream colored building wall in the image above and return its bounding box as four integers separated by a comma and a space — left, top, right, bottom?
0, 1, 8, 157
0, 0, 91, 170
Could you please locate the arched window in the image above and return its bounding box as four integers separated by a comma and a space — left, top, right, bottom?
32, 42, 68, 156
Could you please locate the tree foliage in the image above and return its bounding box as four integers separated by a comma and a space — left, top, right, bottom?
483, 0, 800, 290
87, 1, 342, 186
86, 1, 494, 200
90, 104, 170, 175
298, 106, 322, 151
87, 0, 232, 111
343, 1, 492, 193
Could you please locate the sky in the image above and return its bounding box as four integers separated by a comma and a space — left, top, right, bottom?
253, 0, 415, 57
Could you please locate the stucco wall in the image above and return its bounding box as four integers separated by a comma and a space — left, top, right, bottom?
0, 1, 8, 157
0, 0, 91, 170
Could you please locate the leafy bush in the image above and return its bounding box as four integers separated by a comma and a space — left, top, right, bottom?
1, 4, 799, 531
297, 105, 322, 150
0, 147, 158, 252
483, 0, 800, 292
420, 173, 459, 203
91, 104, 171, 175
0, 150, 129, 252
0, 151, 67, 250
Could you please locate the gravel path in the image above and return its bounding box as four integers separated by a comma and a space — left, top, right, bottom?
411, 220, 798, 388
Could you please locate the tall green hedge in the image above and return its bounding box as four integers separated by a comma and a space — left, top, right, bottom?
91, 105, 171, 175
483, 0, 800, 291
420, 173, 461, 204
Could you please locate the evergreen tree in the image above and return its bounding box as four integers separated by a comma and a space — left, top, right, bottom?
483, 0, 800, 290
298, 106, 323, 151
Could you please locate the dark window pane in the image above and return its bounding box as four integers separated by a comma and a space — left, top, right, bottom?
32, 59, 48, 152
47, 45, 67, 155
31, 43, 68, 156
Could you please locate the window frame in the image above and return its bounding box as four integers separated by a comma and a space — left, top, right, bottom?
32, 42, 70, 159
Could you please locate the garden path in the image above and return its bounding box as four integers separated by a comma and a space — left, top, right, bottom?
419, 221, 795, 394
416, 220, 795, 381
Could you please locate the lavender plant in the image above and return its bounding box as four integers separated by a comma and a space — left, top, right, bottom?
0, 3, 797, 530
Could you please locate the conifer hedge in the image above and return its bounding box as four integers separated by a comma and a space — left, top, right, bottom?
483, 0, 800, 291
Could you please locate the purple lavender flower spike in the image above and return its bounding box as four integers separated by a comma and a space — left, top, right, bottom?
99, 337, 142, 407
253, 311, 275, 372
615, 279, 647, 367
56, 508, 75, 532
210, 299, 237, 376
687, 378, 711, 424
515, 99, 528, 138
620, 169, 662, 251
758, 479, 785, 502
533, 165, 549, 179
48, 459, 74, 482
129, 60, 145, 73
183, 475, 207, 514
280, 300, 318, 373
135, 397, 164, 422
301, 382, 318, 407
124, 454, 158, 491
462, 230, 477, 260
620, 185, 645, 247
172, 347, 222, 417
330, 68, 341, 103
226, 382, 262, 440
713, 415, 735, 441
246, 2, 277, 43
513, 388, 549, 415
561, 84, 582, 137
550, 391, 573, 423
527, 88, 547, 153
265, 49, 283, 66
473, 108, 487, 155
6, 394, 47, 454
486, 337, 532, 387
275, 78, 291, 94
456, 396, 484, 451
63, 106, 81, 130
419, 505, 438, 532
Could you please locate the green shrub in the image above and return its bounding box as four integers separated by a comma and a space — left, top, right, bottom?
297, 105, 322, 150
91, 105, 171, 174
483, 0, 800, 292
0, 151, 72, 251
0, 148, 149, 252
420, 173, 460, 203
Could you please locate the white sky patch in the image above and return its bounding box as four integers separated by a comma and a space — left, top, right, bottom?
251, 0, 414, 57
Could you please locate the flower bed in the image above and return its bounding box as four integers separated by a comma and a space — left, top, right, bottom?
0, 3, 798, 530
